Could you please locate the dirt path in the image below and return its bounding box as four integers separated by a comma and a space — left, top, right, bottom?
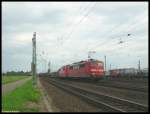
2, 77, 32, 96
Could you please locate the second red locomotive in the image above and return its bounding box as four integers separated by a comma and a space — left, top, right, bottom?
58, 59, 104, 79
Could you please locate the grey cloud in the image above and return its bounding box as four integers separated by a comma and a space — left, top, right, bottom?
92, 4, 147, 25
2, 2, 148, 72
3, 5, 65, 26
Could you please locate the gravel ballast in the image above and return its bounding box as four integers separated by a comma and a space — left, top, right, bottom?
39, 77, 105, 112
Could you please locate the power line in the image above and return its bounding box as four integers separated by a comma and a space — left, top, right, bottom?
79, 2, 91, 15
83, 13, 146, 56
58, 3, 92, 43
93, 24, 146, 55
86, 10, 147, 51
56, 2, 98, 58
59, 22, 144, 66
78, 3, 97, 26
58, 4, 147, 53
63, 2, 98, 42
56, 6, 147, 67
77, 3, 97, 26
89, 24, 136, 51
56, 4, 85, 47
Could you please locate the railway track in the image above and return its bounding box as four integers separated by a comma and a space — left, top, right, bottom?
43, 77, 148, 112
53, 77, 148, 93
96, 82, 147, 93
55, 78, 148, 105
91, 81, 147, 93
107, 79, 148, 84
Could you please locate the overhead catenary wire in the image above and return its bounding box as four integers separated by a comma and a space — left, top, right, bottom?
55, 2, 98, 65
52, 4, 147, 70
69, 15, 147, 64
63, 2, 98, 42
58, 3, 146, 51
56, 2, 98, 52
59, 7, 147, 51
79, 2, 92, 15
91, 21, 147, 54
57, 3, 93, 44
88, 9, 148, 51
58, 32, 137, 67
88, 22, 139, 51
59, 8, 142, 61
77, 8, 147, 52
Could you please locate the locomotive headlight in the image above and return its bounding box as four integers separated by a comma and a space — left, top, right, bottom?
91, 69, 103, 72
91, 69, 96, 71
98, 63, 102, 66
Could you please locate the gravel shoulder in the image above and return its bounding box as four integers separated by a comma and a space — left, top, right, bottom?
39, 76, 148, 112
39, 77, 104, 112
37, 77, 53, 112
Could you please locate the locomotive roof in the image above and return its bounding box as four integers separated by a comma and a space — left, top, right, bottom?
72, 60, 86, 64
89, 59, 103, 62
71, 59, 103, 65
58, 59, 103, 70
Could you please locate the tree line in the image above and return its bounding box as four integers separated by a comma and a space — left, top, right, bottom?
2, 71, 32, 76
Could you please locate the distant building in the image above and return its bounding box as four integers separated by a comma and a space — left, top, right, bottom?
105, 71, 110, 76
141, 68, 148, 76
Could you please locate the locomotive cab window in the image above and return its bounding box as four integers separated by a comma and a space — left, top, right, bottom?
97, 62, 103, 66
73, 65, 79, 69
69, 66, 73, 70
79, 64, 85, 68
63, 67, 65, 70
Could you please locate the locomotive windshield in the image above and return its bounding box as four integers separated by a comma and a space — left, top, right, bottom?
91, 61, 103, 67
79, 64, 85, 68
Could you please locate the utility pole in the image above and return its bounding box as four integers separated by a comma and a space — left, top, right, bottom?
31, 62, 32, 75
138, 60, 141, 72
104, 55, 106, 75
48, 61, 51, 73
32, 32, 37, 86
44, 59, 46, 73
110, 64, 111, 70
88, 51, 96, 60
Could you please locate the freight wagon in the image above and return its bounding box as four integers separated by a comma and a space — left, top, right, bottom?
109, 68, 138, 77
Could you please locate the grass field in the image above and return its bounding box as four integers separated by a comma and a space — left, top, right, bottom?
2, 75, 29, 84
2, 80, 41, 112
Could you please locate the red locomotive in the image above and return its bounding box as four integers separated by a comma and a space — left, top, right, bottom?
57, 59, 104, 79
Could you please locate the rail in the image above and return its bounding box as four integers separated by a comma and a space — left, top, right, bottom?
43, 77, 148, 112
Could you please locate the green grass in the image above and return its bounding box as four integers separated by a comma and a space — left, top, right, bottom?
2, 80, 41, 112
2, 75, 29, 84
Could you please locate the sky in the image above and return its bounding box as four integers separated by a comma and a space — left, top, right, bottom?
2, 2, 148, 73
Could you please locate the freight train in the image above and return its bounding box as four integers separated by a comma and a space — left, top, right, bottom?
109, 68, 138, 77
57, 59, 104, 80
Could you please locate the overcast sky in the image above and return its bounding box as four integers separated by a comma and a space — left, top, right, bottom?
2, 2, 148, 73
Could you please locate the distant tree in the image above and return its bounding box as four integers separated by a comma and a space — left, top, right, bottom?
6, 70, 32, 76
2, 73, 6, 75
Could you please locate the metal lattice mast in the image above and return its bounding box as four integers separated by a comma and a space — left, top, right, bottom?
138, 60, 141, 72
104, 55, 106, 75
32, 32, 37, 86
48, 61, 51, 73
88, 51, 96, 60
